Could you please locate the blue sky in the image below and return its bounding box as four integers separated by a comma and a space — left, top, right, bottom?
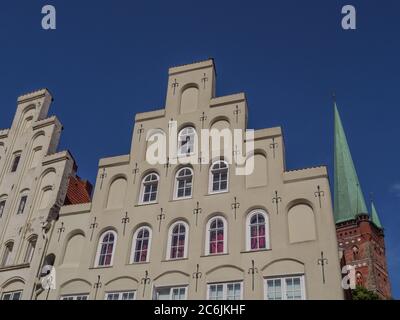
0, 1, 399, 297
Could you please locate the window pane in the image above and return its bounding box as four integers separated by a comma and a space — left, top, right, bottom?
227, 283, 241, 300
209, 284, 224, 300
267, 279, 282, 300
156, 288, 171, 300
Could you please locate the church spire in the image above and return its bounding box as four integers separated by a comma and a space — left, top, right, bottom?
370, 200, 383, 229
334, 102, 368, 223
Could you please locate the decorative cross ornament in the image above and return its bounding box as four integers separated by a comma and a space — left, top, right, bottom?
157, 208, 166, 232
200, 112, 207, 129
141, 270, 151, 298
314, 185, 325, 208
164, 157, 171, 177
198, 152, 205, 171
93, 275, 102, 300
201, 73, 208, 89
171, 79, 179, 95
192, 264, 202, 292
121, 212, 130, 236
137, 124, 144, 142
233, 105, 241, 123
89, 217, 98, 241
57, 222, 65, 242
231, 196, 240, 220
99, 168, 107, 190
317, 251, 328, 284
270, 138, 278, 159
133, 163, 139, 184
272, 191, 282, 215
248, 259, 259, 291
193, 202, 202, 226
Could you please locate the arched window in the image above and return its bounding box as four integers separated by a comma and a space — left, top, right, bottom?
0, 196, 7, 218
95, 231, 117, 267
1, 241, 14, 267
17, 194, 28, 215
352, 246, 359, 260
174, 167, 193, 199
24, 236, 37, 263
246, 210, 269, 251
178, 127, 196, 156
11, 153, 21, 173
209, 160, 229, 193
140, 173, 159, 204
167, 222, 189, 260
356, 272, 364, 286
206, 216, 227, 255
132, 227, 152, 263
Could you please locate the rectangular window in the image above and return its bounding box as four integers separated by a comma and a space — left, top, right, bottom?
208, 282, 242, 300
17, 196, 27, 215
11, 155, 21, 172
264, 275, 305, 300
105, 291, 135, 300
154, 286, 187, 300
2, 291, 22, 300
60, 294, 89, 300
0, 200, 6, 217
143, 184, 157, 203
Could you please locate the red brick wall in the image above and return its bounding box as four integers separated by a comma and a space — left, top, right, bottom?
336, 216, 391, 299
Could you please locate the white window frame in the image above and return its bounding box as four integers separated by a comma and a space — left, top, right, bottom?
131, 226, 152, 263
1, 290, 22, 300
153, 286, 188, 300
246, 209, 270, 251
173, 167, 193, 200
178, 126, 196, 156
105, 290, 136, 300
166, 221, 189, 260
139, 172, 159, 205
207, 281, 243, 300
205, 216, 228, 255
264, 275, 306, 300
95, 230, 117, 267
60, 294, 89, 300
208, 160, 229, 194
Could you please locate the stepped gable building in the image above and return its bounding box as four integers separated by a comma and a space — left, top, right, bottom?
41, 59, 344, 300
0, 89, 91, 300
334, 103, 391, 299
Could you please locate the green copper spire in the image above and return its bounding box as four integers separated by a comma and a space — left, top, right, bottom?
370, 201, 383, 229
334, 103, 368, 223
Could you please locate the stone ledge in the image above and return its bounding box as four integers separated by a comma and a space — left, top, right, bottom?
283, 166, 328, 183
99, 154, 130, 168
17, 88, 51, 104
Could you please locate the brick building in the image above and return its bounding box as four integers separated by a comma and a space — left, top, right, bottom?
333, 103, 391, 299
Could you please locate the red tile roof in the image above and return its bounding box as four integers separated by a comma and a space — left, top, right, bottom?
64, 176, 92, 205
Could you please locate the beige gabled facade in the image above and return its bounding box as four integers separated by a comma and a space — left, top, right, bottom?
37, 60, 344, 300
0, 89, 86, 300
